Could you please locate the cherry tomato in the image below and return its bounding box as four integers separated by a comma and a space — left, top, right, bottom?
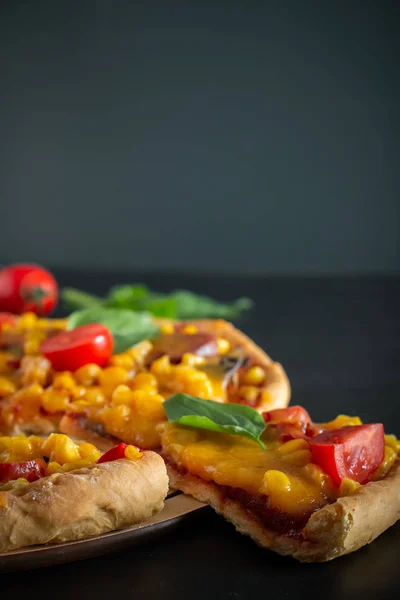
309, 424, 384, 486
96, 443, 129, 463
262, 406, 312, 425
0, 458, 47, 484
0, 312, 17, 330
40, 324, 113, 371
0, 264, 58, 315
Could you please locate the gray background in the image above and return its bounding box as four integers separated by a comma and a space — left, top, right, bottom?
0, 1, 398, 275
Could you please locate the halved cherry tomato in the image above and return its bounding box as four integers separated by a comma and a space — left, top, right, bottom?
0, 264, 58, 316
96, 443, 129, 463
0, 458, 47, 484
262, 406, 312, 425
0, 312, 17, 331
40, 324, 113, 371
309, 424, 384, 486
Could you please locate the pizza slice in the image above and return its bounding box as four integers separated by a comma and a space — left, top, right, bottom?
0, 432, 168, 553
0, 314, 290, 450
159, 396, 400, 562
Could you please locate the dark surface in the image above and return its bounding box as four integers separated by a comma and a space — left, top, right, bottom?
1, 1, 399, 274
3, 270, 400, 598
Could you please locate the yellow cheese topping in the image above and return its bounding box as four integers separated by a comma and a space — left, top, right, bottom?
160, 422, 399, 516
160, 423, 336, 515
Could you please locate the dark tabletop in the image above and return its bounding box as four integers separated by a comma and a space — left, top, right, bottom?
3, 271, 400, 599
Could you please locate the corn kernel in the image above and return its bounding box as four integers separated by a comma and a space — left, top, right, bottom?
62, 453, 101, 471
41, 388, 70, 413
24, 337, 42, 355
125, 445, 142, 460
216, 338, 230, 355
150, 355, 171, 376
111, 384, 134, 405
84, 386, 106, 405
131, 372, 158, 392
18, 312, 37, 329
372, 445, 398, 480
0, 376, 16, 397
260, 470, 291, 495
384, 434, 400, 454
127, 340, 153, 364
182, 324, 198, 335
42, 433, 80, 463
70, 385, 86, 399
281, 449, 312, 466
46, 461, 64, 475
20, 356, 51, 386
74, 363, 102, 386
181, 353, 205, 367
278, 438, 310, 455
99, 366, 129, 394
323, 415, 362, 429
339, 478, 361, 496
160, 323, 174, 334
109, 353, 135, 370
78, 442, 100, 458
302, 463, 329, 489
0, 478, 30, 492
53, 372, 76, 390
242, 366, 266, 386
239, 386, 260, 404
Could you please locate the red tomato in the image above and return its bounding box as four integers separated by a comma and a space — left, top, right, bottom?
0, 458, 47, 484
0, 264, 58, 315
96, 443, 129, 463
262, 406, 312, 425
0, 312, 17, 330
309, 424, 384, 486
40, 324, 113, 371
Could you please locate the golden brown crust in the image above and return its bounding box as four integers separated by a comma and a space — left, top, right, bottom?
155, 319, 291, 411
166, 462, 400, 562
0, 452, 169, 553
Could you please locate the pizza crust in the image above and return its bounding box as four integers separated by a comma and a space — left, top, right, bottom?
165, 462, 400, 562
155, 319, 291, 411
0, 452, 168, 553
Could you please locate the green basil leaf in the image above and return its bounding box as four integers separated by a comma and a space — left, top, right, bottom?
62, 288, 104, 311
62, 284, 253, 321
163, 393, 266, 448
67, 307, 160, 353
106, 284, 151, 310
171, 290, 253, 320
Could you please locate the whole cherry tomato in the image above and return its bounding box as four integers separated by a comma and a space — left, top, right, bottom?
40, 323, 113, 371
309, 424, 384, 486
0, 264, 58, 315
0, 312, 17, 330
0, 458, 47, 484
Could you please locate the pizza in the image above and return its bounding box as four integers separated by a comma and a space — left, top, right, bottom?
0, 313, 290, 450
159, 401, 400, 562
2, 310, 397, 562
0, 432, 168, 553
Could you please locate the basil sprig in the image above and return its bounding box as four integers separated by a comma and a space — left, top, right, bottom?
62, 284, 253, 320
163, 394, 266, 448
67, 307, 159, 354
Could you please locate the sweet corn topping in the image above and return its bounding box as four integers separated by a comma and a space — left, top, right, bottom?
0, 433, 102, 475
0, 314, 233, 438
181, 325, 198, 335
242, 366, 266, 386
